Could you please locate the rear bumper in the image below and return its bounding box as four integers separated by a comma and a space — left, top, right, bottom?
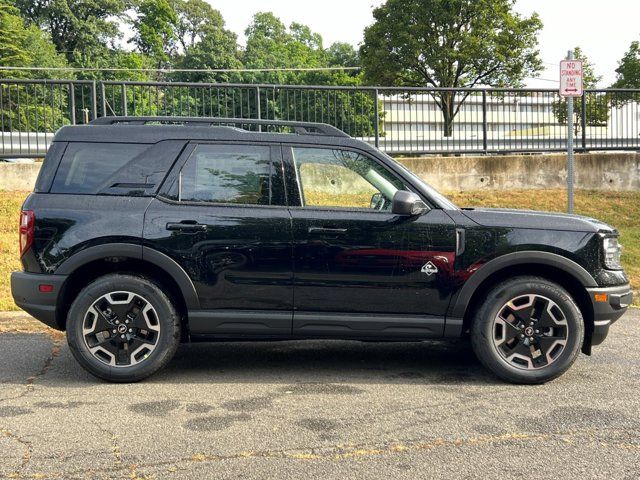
586, 284, 633, 346
10, 271, 67, 330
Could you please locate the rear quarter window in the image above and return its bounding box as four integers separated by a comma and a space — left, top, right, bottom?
50, 141, 185, 195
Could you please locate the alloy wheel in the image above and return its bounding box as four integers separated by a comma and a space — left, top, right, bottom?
81, 291, 161, 367
492, 294, 569, 370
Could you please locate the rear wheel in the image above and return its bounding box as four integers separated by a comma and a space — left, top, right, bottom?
471, 276, 584, 384
66, 274, 180, 382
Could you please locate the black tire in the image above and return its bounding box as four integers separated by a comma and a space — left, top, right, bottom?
471, 276, 584, 384
66, 274, 180, 382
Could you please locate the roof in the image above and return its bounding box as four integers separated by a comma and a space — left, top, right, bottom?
53, 116, 369, 150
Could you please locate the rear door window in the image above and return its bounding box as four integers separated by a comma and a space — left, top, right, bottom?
165, 144, 286, 206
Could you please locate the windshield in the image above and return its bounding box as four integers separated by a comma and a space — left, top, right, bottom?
379, 151, 459, 210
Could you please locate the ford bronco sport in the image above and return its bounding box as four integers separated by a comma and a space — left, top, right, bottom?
11, 117, 633, 383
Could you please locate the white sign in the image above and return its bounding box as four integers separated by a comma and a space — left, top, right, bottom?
560, 60, 583, 97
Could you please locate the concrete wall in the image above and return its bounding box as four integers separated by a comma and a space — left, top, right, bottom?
1, 152, 639, 192
0, 163, 42, 191
399, 152, 640, 191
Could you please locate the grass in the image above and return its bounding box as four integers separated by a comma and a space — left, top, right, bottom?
304, 190, 373, 208
0, 191, 26, 311
0, 189, 638, 311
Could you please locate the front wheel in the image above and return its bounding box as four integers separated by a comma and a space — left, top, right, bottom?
66, 274, 181, 382
471, 276, 584, 384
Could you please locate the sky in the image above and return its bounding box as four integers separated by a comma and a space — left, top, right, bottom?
210, 0, 640, 87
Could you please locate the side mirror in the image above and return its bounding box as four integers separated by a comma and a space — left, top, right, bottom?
370, 192, 383, 209
392, 190, 429, 216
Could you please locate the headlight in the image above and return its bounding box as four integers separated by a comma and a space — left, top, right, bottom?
602, 236, 623, 270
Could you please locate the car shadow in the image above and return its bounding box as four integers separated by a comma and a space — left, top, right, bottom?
0, 333, 503, 386
149, 338, 501, 385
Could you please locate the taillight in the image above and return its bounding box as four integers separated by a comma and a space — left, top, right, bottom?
19, 210, 35, 257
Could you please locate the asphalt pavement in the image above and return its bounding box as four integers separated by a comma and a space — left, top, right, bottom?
0, 309, 639, 479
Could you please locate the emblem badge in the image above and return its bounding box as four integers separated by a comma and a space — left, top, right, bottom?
421, 261, 438, 276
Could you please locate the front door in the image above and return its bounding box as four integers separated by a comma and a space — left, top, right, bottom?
284, 146, 457, 338
144, 142, 293, 336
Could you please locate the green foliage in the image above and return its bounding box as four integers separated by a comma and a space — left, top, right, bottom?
360, 0, 543, 136
327, 43, 360, 68
242, 12, 323, 84
1, 1, 71, 130
612, 40, 640, 88
552, 47, 608, 130
611, 39, 640, 105
0, 0, 68, 78
171, 0, 225, 51
170, 1, 241, 83
609, 40, 640, 106
0, 2, 30, 70
74, 50, 154, 82
130, 0, 178, 67
237, 13, 376, 136
4, 3, 377, 135
15, 0, 126, 64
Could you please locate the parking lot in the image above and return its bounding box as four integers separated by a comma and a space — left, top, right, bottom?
1, 309, 639, 479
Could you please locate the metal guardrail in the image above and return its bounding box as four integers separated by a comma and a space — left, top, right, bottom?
1, 79, 639, 158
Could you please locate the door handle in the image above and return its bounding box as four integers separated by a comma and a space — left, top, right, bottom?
166, 221, 207, 232
308, 227, 348, 234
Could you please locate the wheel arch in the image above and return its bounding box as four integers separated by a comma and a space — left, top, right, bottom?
453, 252, 596, 354
55, 243, 199, 333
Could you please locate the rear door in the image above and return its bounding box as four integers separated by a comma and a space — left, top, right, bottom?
284, 145, 457, 338
143, 142, 293, 336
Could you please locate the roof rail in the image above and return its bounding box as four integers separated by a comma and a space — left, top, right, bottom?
88, 116, 350, 138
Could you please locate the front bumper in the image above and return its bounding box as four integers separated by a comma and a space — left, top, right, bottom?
11, 271, 68, 330
586, 284, 633, 346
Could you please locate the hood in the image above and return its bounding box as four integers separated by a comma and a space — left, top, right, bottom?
461, 207, 616, 234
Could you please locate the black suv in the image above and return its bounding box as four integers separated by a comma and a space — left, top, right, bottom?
11, 117, 633, 384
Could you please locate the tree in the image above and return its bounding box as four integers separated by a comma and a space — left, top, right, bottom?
15, 0, 126, 65
360, 0, 543, 136
552, 47, 608, 133
242, 12, 326, 84
0, 1, 30, 73
170, 0, 241, 83
171, 0, 224, 51
173, 29, 241, 83
72, 50, 153, 82
240, 13, 376, 136
130, 0, 178, 67
0, 1, 71, 130
612, 40, 640, 89
1, 0, 68, 77
327, 42, 360, 69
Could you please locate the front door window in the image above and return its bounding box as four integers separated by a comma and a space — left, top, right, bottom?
291, 147, 405, 211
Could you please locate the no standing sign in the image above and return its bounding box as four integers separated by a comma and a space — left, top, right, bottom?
560, 59, 584, 97
559, 53, 583, 214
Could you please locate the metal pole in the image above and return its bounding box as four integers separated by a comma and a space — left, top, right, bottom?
90, 81, 98, 120
373, 88, 380, 149
581, 93, 587, 150
100, 82, 106, 117
482, 90, 488, 154
121, 84, 128, 116
255, 86, 261, 132
69, 82, 76, 125
566, 50, 575, 214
